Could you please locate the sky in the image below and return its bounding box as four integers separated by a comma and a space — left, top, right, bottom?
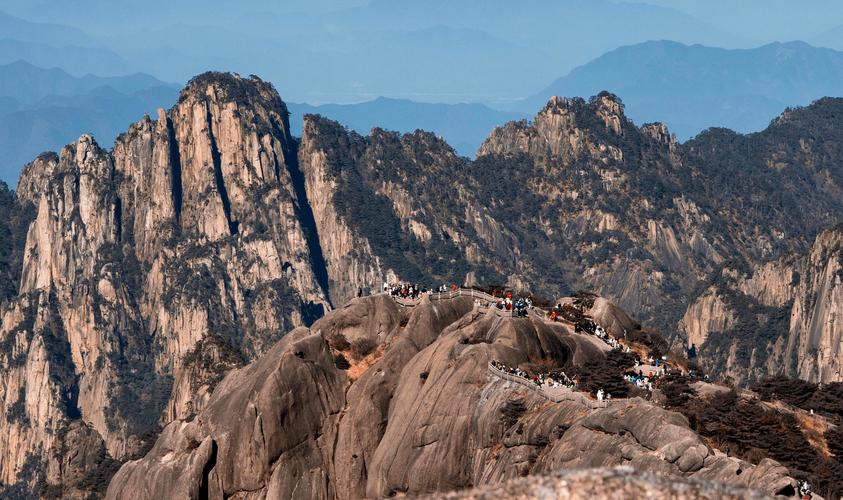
4, 0, 843, 186
4, 0, 843, 104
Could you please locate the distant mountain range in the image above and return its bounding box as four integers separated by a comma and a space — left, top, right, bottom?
0, 10, 95, 48
0, 60, 521, 185
0, 39, 133, 77
0, 60, 170, 104
0, 3, 742, 103
7, 38, 843, 184
521, 40, 843, 139
0, 61, 178, 185
288, 98, 526, 157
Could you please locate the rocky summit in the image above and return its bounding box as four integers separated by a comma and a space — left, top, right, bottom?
0, 72, 842, 498
104, 293, 803, 499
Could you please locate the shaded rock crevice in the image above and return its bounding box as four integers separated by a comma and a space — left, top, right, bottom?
287, 137, 332, 308
205, 105, 237, 236
166, 116, 184, 223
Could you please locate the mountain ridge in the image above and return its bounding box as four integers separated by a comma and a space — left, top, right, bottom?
521, 40, 843, 140
1, 71, 843, 497
288, 97, 526, 157
0, 60, 179, 185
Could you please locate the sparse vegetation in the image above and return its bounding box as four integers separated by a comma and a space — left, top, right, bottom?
667, 388, 843, 499
752, 377, 843, 425
571, 357, 633, 398
626, 328, 668, 358
351, 338, 377, 359
328, 332, 350, 351
657, 373, 697, 409
499, 398, 527, 427
0, 182, 33, 308
6, 387, 28, 426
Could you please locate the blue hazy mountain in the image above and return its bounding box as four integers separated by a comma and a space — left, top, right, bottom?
621, 0, 843, 44
0, 61, 522, 184
0, 10, 96, 47
288, 97, 527, 157
523, 40, 843, 139
0, 1, 742, 104
0, 62, 178, 185
7, 2, 843, 105
0, 60, 170, 105
0, 39, 133, 77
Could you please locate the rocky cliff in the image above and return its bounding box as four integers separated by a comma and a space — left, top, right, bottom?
0, 73, 332, 497
432, 466, 780, 500
297, 114, 524, 307
2, 72, 843, 496
105, 294, 810, 499
685, 226, 843, 384
0, 181, 31, 308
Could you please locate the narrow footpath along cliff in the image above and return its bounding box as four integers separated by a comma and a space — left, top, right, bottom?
105, 294, 810, 499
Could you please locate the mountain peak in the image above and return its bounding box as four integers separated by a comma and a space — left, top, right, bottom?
478, 91, 630, 159
540, 91, 625, 118
178, 71, 287, 112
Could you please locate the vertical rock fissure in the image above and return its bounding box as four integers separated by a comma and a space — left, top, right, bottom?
270, 117, 284, 182
65, 384, 81, 420
205, 107, 237, 236
114, 196, 122, 242
285, 136, 333, 308
198, 439, 217, 500
166, 117, 183, 223
44, 291, 82, 420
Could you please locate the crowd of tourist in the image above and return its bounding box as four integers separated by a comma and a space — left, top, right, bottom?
384, 282, 465, 300
487, 291, 533, 317
385, 282, 425, 299
490, 308, 682, 402
490, 359, 529, 379
384, 283, 542, 318
386, 284, 684, 402
625, 371, 655, 391
490, 360, 576, 390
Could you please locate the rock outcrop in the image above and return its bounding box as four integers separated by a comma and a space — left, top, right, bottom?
682, 226, 843, 384
105, 295, 803, 499
0, 73, 331, 496
3, 71, 843, 496
431, 466, 776, 500
0, 181, 31, 307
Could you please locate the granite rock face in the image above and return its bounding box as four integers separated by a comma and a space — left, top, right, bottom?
682, 226, 843, 384
1, 71, 843, 496
0, 73, 332, 496
105, 296, 801, 499
430, 466, 776, 500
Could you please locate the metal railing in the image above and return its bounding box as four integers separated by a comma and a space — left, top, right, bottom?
488, 362, 610, 409
389, 288, 517, 315
386, 289, 638, 409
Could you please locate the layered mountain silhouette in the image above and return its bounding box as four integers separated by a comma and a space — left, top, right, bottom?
523, 40, 843, 139
0, 61, 178, 185
0, 1, 738, 101
288, 98, 526, 157
1, 72, 843, 497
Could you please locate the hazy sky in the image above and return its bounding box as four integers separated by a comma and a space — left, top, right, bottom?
4, 0, 843, 103
4, 0, 843, 185
622, 0, 843, 42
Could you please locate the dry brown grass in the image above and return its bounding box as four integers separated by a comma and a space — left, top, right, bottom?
761, 399, 834, 459
346, 343, 386, 382
798, 411, 832, 459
